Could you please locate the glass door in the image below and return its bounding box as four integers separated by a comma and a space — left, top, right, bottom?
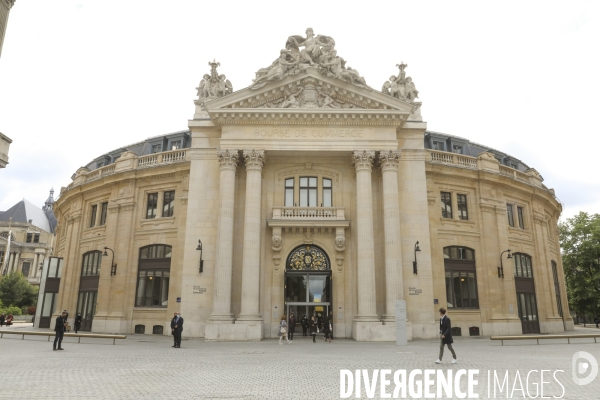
516, 292, 540, 334
76, 291, 97, 332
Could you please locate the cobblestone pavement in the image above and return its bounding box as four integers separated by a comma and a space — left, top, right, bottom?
0, 327, 598, 399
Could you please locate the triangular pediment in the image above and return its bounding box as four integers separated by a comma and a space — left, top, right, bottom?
205, 69, 416, 114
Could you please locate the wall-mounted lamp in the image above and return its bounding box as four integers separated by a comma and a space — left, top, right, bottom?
413, 241, 421, 275
103, 247, 117, 276
498, 249, 512, 278
196, 240, 204, 273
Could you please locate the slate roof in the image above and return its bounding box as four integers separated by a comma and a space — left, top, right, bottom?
0, 199, 55, 233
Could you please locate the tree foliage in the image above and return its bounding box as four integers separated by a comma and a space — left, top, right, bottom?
558, 212, 600, 318
0, 272, 39, 309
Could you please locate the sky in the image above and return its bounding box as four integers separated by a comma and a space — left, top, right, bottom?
0, 0, 599, 221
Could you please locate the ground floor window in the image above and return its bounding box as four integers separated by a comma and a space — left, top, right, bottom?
445, 270, 479, 308
135, 270, 170, 307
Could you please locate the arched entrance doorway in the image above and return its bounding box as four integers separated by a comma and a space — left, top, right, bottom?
284, 245, 332, 335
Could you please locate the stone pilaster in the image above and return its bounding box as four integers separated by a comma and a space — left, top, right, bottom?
209, 149, 239, 322
237, 150, 266, 322
352, 150, 379, 321
379, 150, 404, 322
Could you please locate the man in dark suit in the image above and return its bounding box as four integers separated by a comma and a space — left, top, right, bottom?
53, 311, 68, 351
288, 313, 296, 341
435, 307, 457, 364
170, 312, 184, 348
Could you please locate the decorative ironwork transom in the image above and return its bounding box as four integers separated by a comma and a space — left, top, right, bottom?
286, 245, 330, 271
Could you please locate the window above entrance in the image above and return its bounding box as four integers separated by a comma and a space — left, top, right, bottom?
286, 245, 330, 271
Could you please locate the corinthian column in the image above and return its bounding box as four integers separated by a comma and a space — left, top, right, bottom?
352, 150, 379, 321
209, 149, 239, 322
379, 150, 404, 322
237, 150, 266, 321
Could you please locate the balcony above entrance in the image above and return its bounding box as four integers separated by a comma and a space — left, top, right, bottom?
272, 206, 345, 220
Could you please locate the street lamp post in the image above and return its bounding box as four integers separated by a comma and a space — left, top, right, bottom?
498, 249, 512, 278
103, 247, 117, 276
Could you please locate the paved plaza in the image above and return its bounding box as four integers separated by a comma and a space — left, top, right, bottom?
0, 325, 599, 399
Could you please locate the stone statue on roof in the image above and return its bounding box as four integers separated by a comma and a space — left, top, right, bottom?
382, 62, 419, 101
195, 60, 233, 104
250, 28, 368, 90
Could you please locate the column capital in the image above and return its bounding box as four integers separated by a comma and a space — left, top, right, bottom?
379, 150, 401, 171
243, 149, 266, 171
217, 149, 239, 171
352, 150, 375, 172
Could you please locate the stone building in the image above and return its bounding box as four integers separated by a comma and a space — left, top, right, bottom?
43, 29, 570, 340
0, 189, 57, 285
0, 0, 15, 60
0, 131, 11, 168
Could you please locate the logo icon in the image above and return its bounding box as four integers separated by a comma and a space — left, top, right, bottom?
572, 351, 598, 386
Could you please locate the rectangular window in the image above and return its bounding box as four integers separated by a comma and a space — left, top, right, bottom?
441, 192, 452, 218
26, 233, 33, 243
151, 144, 162, 153
514, 254, 533, 278
507, 204, 514, 227
445, 270, 479, 309
323, 178, 332, 207
21, 262, 31, 277
163, 191, 175, 217
452, 145, 463, 154
135, 270, 170, 307
170, 140, 182, 150
90, 205, 97, 228
517, 206, 524, 229
284, 178, 294, 207
96, 161, 104, 168
299, 177, 317, 207
33, 233, 40, 243
457, 194, 468, 220
146, 193, 158, 219
432, 141, 445, 151
99, 202, 108, 225
510, 163, 518, 169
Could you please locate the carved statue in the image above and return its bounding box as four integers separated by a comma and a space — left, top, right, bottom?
195, 60, 233, 103
381, 62, 419, 101
250, 28, 368, 90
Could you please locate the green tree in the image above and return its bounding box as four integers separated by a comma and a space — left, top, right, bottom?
0, 272, 39, 308
558, 212, 600, 321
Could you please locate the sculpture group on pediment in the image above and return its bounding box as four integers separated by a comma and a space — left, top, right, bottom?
195, 60, 233, 104
250, 28, 368, 90
258, 78, 363, 109
381, 62, 419, 102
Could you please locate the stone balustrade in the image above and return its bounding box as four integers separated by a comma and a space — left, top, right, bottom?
65, 149, 189, 193
272, 207, 345, 220
427, 150, 546, 189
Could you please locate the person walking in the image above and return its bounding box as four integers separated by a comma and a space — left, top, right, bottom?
0, 313, 5, 327
288, 313, 296, 341
435, 308, 457, 364
309, 315, 318, 343
170, 312, 184, 348
301, 314, 309, 336
594, 314, 600, 329
53, 311, 68, 351
323, 315, 332, 343
74, 313, 82, 333
279, 315, 291, 344
62, 310, 70, 332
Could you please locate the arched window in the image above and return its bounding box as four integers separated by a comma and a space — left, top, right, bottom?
135, 245, 172, 307
81, 251, 102, 276
443, 246, 478, 309
513, 253, 533, 278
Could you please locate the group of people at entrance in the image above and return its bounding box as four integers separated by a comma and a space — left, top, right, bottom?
279, 312, 333, 344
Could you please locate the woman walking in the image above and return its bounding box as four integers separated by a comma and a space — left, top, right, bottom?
278, 315, 291, 345
309, 315, 318, 343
